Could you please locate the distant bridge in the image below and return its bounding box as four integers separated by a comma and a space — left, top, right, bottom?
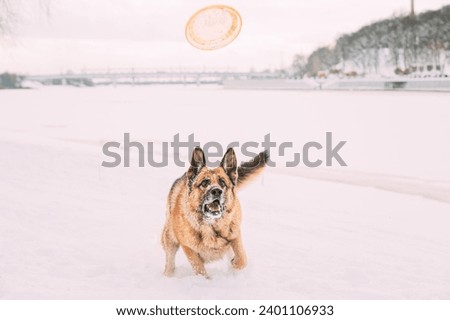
24, 68, 285, 86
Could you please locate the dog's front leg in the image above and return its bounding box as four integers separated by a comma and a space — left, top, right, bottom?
162, 226, 179, 277
230, 233, 247, 270
181, 245, 208, 277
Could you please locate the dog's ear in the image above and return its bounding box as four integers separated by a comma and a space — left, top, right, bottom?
190, 146, 206, 169
187, 147, 205, 183
220, 148, 238, 185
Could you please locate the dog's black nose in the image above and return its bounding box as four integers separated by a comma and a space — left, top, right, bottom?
210, 188, 223, 197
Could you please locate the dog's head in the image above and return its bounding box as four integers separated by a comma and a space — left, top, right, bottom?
186, 147, 238, 221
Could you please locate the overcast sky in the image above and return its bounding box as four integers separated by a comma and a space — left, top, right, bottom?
1, 0, 449, 74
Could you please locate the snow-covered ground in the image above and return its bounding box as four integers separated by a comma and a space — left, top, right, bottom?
0, 86, 449, 299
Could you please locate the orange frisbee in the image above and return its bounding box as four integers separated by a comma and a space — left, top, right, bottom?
185, 5, 242, 50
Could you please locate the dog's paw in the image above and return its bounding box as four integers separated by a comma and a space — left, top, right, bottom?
194, 271, 210, 279
231, 257, 247, 270
203, 274, 212, 280
194, 270, 210, 279
163, 268, 175, 277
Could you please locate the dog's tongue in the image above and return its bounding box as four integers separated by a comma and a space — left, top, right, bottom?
207, 200, 221, 212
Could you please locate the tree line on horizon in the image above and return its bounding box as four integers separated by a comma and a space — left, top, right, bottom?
292, 5, 450, 78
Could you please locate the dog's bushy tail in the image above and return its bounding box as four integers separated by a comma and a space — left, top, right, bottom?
236, 150, 269, 190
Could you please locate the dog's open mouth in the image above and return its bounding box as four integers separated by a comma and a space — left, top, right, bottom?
203, 199, 223, 219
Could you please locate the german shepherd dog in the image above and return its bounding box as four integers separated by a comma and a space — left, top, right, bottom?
162, 147, 268, 277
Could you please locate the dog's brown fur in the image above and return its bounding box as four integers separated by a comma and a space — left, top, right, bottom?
162, 147, 268, 277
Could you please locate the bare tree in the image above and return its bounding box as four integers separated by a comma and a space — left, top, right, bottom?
0, 0, 15, 34
291, 54, 308, 78
0, 0, 50, 35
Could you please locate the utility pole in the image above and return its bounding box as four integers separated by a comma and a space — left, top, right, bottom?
411, 0, 415, 16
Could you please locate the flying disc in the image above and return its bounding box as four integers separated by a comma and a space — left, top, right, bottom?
185, 5, 242, 50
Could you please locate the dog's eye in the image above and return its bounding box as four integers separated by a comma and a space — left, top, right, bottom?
219, 178, 226, 188
200, 179, 210, 188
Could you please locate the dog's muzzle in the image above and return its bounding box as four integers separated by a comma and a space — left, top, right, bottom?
202, 187, 225, 220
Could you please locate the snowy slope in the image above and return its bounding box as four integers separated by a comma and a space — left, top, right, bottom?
0, 86, 449, 299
